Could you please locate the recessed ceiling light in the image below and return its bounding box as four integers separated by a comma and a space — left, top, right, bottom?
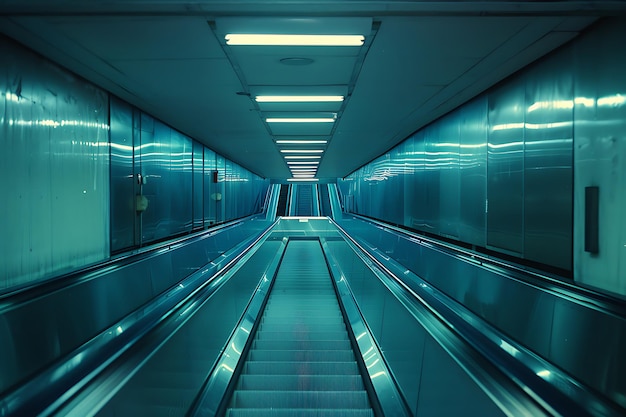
288, 178, 320, 182
280, 149, 324, 153
225, 34, 364, 46
276, 140, 328, 145
284, 155, 322, 159
287, 161, 319, 165
267, 118, 335, 123
256, 96, 343, 103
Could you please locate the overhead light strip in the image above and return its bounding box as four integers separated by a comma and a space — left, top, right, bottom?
256, 96, 344, 103
225, 34, 364, 46
284, 155, 322, 159
276, 140, 328, 144
287, 161, 319, 165
267, 118, 335, 123
280, 149, 324, 153
288, 178, 320, 182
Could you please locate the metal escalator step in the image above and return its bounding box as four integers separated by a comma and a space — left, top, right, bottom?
231, 390, 370, 408
252, 339, 353, 351
237, 374, 365, 391
259, 322, 347, 332
255, 330, 349, 341
261, 316, 344, 324
243, 361, 359, 375
248, 349, 356, 362
226, 409, 375, 417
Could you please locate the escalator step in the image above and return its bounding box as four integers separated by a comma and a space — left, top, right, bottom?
255, 330, 349, 341
258, 322, 347, 332
248, 349, 356, 362
243, 361, 359, 375
252, 339, 353, 351
237, 374, 365, 391
231, 390, 370, 408
226, 410, 374, 417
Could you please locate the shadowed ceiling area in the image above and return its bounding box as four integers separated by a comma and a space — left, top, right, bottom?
1, 1, 623, 181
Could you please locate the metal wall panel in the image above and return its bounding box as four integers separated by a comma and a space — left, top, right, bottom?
487, 81, 525, 255
203, 148, 217, 226
437, 113, 460, 239
215, 153, 226, 224
169, 128, 193, 235
424, 125, 440, 234
459, 97, 488, 247
110, 96, 136, 252
0, 35, 110, 290
572, 17, 626, 295
192, 141, 204, 230
524, 61, 573, 270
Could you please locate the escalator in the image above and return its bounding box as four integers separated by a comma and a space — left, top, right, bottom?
225, 239, 373, 416
6, 218, 624, 417
276, 184, 290, 217
295, 185, 314, 216
318, 185, 332, 217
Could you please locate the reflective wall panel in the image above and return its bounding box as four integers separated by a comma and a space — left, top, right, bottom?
110, 96, 136, 252
192, 140, 204, 230
459, 97, 487, 247
572, 18, 626, 295
486, 80, 525, 256
524, 61, 573, 270
0, 35, 110, 290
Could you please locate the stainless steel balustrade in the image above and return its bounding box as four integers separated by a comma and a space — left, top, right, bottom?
0, 215, 274, 416
337, 214, 626, 415
3, 218, 609, 416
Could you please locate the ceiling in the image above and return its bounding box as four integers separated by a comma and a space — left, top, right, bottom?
1, 1, 623, 182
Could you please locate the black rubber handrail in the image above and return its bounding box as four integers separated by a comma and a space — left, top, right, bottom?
333, 218, 625, 417
0, 219, 278, 417
0, 214, 264, 308
343, 213, 626, 318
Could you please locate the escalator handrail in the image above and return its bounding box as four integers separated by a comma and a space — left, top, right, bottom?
344, 213, 626, 319
332, 219, 624, 417
0, 213, 264, 306
0, 219, 279, 417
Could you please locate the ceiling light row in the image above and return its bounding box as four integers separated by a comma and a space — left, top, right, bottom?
225, 34, 364, 46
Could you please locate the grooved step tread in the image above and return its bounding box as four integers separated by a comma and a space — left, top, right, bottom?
226, 240, 372, 415
231, 390, 370, 408
236, 374, 365, 391
226, 409, 374, 417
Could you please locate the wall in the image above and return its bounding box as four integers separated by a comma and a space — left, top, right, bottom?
340, 18, 626, 296
0, 35, 110, 290
2, 34, 270, 289
109, 89, 269, 253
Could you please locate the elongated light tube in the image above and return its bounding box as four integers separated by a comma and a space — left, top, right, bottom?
276, 140, 328, 144
226, 34, 364, 46
280, 149, 324, 153
256, 96, 343, 102
267, 118, 335, 123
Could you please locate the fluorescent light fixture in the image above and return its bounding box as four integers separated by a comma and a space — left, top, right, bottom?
225, 34, 364, 46
256, 95, 344, 102
288, 178, 320, 182
267, 118, 335, 123
280, 149, 324, 153
284, 155, 321, 159
276, 140, 328, 144
287, 161, 319, 165
288, 166, 318, 170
